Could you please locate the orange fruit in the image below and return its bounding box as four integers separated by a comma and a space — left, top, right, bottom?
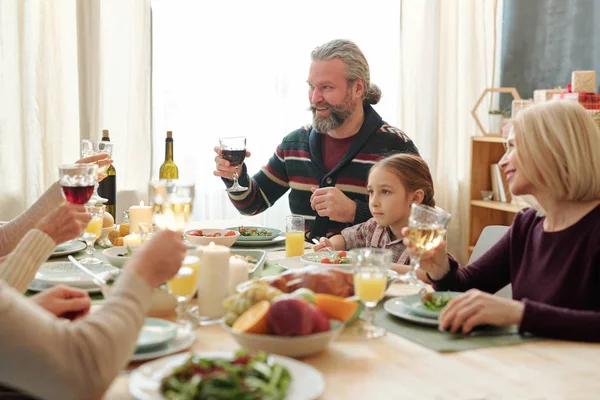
107, 229, 120, 243
119, 222, 130, 237
232, 300, 270, 334
314, 294, 359, 322
113, 237, 124, 247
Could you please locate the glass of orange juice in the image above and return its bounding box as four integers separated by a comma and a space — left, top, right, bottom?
349, 248, 391, 339
167, 254, 200, 327
79, 204, 105, 265
285, 215, 305, 257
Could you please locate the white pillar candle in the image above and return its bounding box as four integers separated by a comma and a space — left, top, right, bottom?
196, 242, 230, 319
122, 233, 142, 247
228, 256, 250, 295
129, 201, 152, 236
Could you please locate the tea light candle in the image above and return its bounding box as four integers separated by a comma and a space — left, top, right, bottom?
129, 201, 152, 236
196, 242, 230, 319
229, 256, 250, 295
123, 233, 142, 247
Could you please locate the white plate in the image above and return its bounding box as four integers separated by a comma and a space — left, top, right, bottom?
383, 297, 439, 327
136, 318, 178, 352
131, 326, 195, 362
276, 255, 305, 270
129, 351, 325, 400
33, 261, 119, 289
28, 279, 102, 294
232, 235, 286, 247
398, 291, 463, 319
49, 241, 87, 258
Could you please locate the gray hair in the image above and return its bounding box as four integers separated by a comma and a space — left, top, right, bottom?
311, 39, 381, 105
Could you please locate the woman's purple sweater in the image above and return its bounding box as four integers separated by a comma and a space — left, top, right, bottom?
433, 205, 600, 342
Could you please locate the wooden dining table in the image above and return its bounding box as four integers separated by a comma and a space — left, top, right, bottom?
104, 220, 600, 400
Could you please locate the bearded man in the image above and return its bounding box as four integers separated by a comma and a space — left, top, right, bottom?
214, 39, 418, 239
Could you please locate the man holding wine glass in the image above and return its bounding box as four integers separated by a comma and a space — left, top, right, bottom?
214, 39, 418, 239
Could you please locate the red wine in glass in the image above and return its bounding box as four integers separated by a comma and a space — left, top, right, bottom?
61, 185, 95, 205
221, 149, 246, 167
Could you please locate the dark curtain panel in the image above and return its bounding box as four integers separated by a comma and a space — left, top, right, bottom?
500, 0, 600, 100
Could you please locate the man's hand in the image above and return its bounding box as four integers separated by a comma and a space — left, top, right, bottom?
31, 285, 91, 321
213, 147, 251, 181
310, 187, 357, 223
36, 203, 91, 245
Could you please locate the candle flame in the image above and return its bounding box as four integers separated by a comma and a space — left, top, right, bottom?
140, 201, 144, 206
209, 242, 215, 247
230, 256, 236, 261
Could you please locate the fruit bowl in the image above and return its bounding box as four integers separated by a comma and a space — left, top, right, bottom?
223, 320, 344, 358
184, 229, 240, 247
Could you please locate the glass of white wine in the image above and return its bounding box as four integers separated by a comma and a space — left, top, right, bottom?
167, 254, 200, 328
81, 140, 113, 204
401, 203, 452, 288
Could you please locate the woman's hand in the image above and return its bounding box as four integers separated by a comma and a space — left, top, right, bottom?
76, 154, 113, 182
31, 285, 91, 321
439, 289, 525, 334
401, 227, 451, 280
36, 203, 91, 245
129, 230, 187, 288
313, 237, 334, 252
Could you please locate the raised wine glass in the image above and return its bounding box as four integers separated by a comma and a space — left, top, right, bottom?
350, 248, 392, 339
219, 136, 248, 192
400, 203, 452, 288
58, 164, 98, 205
81, 139, 114, 204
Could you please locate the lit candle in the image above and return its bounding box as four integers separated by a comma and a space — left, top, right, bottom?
122, 233, 142, 247
196, 242, 230, 319
129, 201, 152, 235
228, 256, 250, 295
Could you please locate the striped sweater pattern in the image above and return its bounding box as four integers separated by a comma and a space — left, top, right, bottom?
224, 104, 419, 239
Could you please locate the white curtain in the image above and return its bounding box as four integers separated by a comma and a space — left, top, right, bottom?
151, 0, 402, 232
0, 0, 152, 222
398, 0, 503, 263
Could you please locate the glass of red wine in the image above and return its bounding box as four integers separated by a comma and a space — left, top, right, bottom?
219, 136, 248, 192
59, 164, 99, 205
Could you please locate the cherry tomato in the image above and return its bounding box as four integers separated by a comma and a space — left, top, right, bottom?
320, 257, 331, 264
333, 259, 340, 264
214, 232, 222, 237
250, 228, 257, 233
337, 251, 347, 258
239, 227, 247, 233
224, 230, 237, 237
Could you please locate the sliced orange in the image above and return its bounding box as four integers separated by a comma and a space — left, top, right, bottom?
232, 300, 270, 334
314, 294, 359, 322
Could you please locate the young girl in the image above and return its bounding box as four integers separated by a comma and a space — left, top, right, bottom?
314, 153, 435, 268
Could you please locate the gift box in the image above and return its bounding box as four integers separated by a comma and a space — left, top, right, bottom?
572, 71, 596, 93
533, 88, 567, 103
551, 92, 600, 110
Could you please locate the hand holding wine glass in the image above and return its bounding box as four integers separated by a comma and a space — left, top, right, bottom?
36, 203, 91, 245
401, 227, 450, 281
216, 137, 249, 192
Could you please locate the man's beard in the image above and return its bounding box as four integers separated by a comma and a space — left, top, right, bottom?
310, 94, 356, 133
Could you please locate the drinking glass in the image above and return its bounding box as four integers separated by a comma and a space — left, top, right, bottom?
58, 164, 98, 205
219, 136, 248, 192
400, 204, 452, 288
166, 254, 200, 328
79, 204, 106, 265
285, 215, 305, 257
148, 180, 195, 232
350, 248, 392, 339
81, 139, 114, 204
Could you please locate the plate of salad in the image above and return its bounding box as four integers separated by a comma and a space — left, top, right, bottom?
398, 291, 463, 319
128, 350, 325, 400
227, 226, 283, 242
300, 251, 351, 267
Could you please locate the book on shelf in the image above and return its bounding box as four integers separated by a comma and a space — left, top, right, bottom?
490, 163, 512, 203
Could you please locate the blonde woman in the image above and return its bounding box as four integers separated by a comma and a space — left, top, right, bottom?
404, 100, 600, 342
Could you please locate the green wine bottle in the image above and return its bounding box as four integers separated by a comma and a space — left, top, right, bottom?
159, 131, 179, 180
98, 129, 117, 219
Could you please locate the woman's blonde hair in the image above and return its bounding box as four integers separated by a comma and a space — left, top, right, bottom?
369, 154, 435, 207
513, 100, 600, 202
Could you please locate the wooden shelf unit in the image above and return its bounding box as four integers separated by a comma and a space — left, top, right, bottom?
467, 136, 525, 259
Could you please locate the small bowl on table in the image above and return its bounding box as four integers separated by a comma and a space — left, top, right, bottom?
184, 229, 240, 247
103, 246, 140, 268
222, 319, 344, 358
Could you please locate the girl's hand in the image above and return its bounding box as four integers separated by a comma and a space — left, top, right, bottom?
439, 289, 525, 334
401, 227, 451, 280
313, 237, 334, 252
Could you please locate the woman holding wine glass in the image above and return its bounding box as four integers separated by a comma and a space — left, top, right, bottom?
403, 101, 600, 342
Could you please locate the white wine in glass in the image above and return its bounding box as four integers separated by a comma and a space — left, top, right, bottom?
148, 180, 194, 232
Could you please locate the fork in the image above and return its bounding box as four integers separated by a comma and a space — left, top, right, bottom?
310, 238, 337, 257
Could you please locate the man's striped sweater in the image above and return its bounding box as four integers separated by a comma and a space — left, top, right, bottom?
223, 103, 419, 239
